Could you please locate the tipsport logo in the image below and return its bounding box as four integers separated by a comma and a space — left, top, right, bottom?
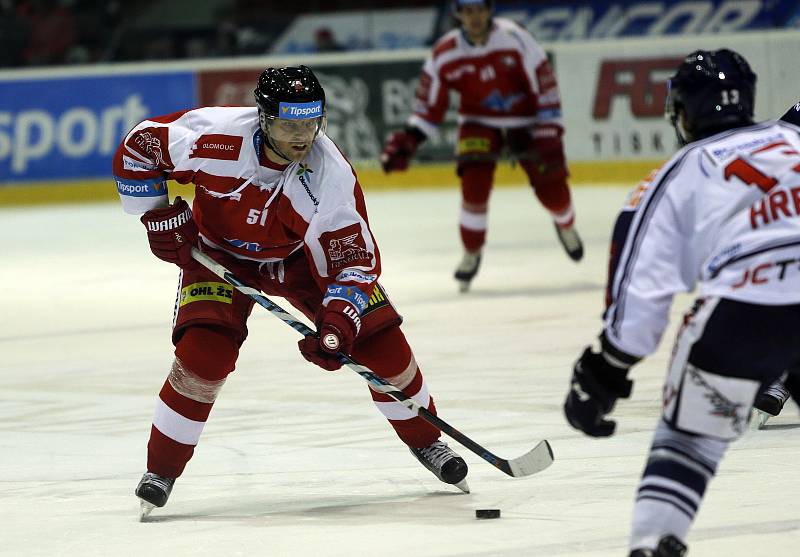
279, 100, 323, 120
114, 176, 165, 197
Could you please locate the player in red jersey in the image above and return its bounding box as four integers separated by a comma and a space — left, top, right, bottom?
381, 0, 583, 292
113, 66, 468, 518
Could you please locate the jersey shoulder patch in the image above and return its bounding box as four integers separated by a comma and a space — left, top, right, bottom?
432, 35, 458, 60
623, 167, 662, 210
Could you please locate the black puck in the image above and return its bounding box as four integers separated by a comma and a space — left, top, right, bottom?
475, 509, 500, 519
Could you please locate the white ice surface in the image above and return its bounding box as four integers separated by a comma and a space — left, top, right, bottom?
1, 186, 798, 557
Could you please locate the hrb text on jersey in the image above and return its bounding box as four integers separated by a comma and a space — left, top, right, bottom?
750, 185, 800, 229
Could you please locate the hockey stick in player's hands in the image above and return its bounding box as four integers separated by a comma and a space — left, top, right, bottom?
191, 247, 553, 478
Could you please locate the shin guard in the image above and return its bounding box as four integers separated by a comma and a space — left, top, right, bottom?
146, 326, 239, 478
351, 325, 440, 448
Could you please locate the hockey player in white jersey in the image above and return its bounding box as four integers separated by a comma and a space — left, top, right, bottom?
752, 101, 800, 425
562, 50, 800, 556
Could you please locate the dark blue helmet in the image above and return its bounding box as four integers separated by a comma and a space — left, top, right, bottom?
452, 0, 494, 12
665, 49, 756, 145
780, 101, 800, 126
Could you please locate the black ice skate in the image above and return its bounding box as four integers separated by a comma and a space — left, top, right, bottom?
454, 250, 482, 293
752, 381, 791, 429
554, 223, 584, 262
629, 534, 687, 557
135, 472, 175, 520
410, 440, 469, 493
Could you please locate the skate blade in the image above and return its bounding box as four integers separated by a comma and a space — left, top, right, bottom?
758, 411, 771, 429
752, 409, 772, 430
454, 479, 470, 494
139, 499, 156, 521
458, 280, 471, 293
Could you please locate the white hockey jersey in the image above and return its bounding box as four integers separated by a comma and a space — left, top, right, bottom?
604, 121, 800, 358
113, 106, 381, 295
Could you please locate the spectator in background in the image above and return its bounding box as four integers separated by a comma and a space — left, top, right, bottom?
17, 0, 76, 66
314, 27, 345, 52
0, 0, 30, 67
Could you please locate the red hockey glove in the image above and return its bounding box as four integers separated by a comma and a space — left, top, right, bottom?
140, 196, 199, 269
380, 127, 425, 173
298, 300, 361, 371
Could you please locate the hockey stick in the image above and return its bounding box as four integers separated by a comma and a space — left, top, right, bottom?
190, 247, 553, 478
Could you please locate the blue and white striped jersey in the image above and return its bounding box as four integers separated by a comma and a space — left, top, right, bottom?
604, 120, 800, 358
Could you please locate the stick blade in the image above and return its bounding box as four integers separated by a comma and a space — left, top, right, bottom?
506, 440, 554, 477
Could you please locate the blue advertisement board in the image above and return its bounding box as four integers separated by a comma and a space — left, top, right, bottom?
496, 0, 800, 42
0, 72, 195, 182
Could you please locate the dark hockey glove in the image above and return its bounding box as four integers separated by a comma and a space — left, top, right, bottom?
140, 197, 199, 270
298, 300, 361, 371
564, 345, 636, 437
380, 127, 425, 173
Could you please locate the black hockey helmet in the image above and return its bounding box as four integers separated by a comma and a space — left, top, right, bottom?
254, 65, 326, 159
665, 49, 756, 145
780, 101, 800, 126
254, 65, 325, 119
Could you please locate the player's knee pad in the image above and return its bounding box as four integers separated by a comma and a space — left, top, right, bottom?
457, 162, 495, 204
456, 157, 496, 177
662, 362, 760, 440
517, 127, 569, 193
174, 325, 240, 382
519, 156, 568, 188
665, 296, 798, 439
351, 324, 414, 381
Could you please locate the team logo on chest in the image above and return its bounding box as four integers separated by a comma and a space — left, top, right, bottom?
481, 89, 525, 112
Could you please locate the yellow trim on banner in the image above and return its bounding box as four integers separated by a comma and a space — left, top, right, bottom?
355, 159, 664, 190
0, 180, 195, 207
0, 160, 664, 207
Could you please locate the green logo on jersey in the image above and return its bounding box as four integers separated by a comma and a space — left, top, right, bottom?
296, 163, 314, 177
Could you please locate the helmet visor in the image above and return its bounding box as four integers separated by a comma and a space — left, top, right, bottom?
265, 115, 324, 143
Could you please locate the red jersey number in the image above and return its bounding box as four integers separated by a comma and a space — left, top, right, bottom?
723, 140, 800, 193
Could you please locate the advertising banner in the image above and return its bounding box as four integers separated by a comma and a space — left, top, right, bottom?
197, 60, 459, 165
270, 8, 439, 53
0, 73, 195, 182
2, 28, 798, 192
556, 32, 800, 161
497, 0, 800, 42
